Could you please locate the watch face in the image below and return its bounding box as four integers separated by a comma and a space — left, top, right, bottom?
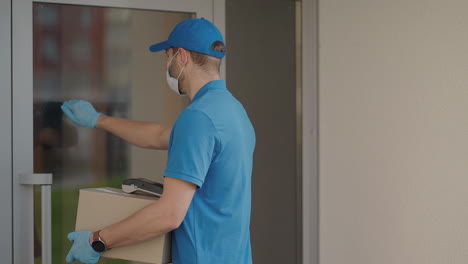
91, 240, 106, 252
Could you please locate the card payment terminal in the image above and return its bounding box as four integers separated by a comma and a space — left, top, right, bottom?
122, 178, 164, 197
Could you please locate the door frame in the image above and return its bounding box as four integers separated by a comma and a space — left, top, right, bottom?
11, 0, 224, 263
301, 0, 319, 264
0, 0, 12, 263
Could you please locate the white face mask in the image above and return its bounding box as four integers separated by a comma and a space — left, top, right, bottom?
166, 50, 186, 96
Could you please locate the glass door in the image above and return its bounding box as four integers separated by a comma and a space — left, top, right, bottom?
33, 5, 192, 264
12, 1, 218, 263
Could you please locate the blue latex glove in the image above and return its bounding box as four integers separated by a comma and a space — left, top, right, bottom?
61, 100, 102, 128
66, 230, 102, 264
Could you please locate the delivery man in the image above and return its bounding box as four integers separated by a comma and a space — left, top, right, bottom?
62, 18, 255, 264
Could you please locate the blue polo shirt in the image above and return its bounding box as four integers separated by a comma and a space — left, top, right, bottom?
164, 80, 256, 264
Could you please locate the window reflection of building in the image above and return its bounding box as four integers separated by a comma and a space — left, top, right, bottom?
33, 5, 132, 262
33, 4, 130, 185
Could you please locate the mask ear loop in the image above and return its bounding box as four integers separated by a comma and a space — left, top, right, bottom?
167, 50, 179, 69
175, 49, 186, 80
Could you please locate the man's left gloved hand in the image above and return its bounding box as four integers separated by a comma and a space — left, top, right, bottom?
66, 230, 102, 264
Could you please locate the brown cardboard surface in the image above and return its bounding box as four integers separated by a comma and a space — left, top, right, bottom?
75, 187, 171, 264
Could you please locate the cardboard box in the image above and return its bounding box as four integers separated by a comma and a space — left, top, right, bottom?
75, 187, 171, 264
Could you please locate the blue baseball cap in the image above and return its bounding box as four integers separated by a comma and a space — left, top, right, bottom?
149, 18, 226, 58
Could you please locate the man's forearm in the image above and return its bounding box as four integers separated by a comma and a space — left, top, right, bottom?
98, 199, 180, 249
96, 115, 172, 150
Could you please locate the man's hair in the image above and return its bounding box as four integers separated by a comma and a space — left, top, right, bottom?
170, 41, 226, 73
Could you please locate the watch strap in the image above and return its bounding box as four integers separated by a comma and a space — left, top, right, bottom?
92, 230, 100, 241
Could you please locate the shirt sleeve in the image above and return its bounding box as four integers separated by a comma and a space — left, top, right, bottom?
164, 109, 218, 188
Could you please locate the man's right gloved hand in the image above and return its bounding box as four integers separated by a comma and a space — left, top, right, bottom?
61, 100, 102, 128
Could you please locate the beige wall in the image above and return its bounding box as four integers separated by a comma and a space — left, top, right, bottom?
129, 11, 190, 183
319, 1, 468, 263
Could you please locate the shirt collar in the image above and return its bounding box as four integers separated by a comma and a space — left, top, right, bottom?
191, 80, 227, 103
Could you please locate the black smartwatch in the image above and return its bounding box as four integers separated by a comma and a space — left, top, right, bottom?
91, 231, 109, 253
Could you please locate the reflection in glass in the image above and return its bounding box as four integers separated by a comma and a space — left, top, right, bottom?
33, 3, 193, 263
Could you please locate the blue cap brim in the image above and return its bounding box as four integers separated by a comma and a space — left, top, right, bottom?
149, 41, 171, 52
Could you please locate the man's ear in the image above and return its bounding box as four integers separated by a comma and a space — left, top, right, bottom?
179, 48, 189, 66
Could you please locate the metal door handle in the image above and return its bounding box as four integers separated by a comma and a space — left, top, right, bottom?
19, 173, 53, 264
